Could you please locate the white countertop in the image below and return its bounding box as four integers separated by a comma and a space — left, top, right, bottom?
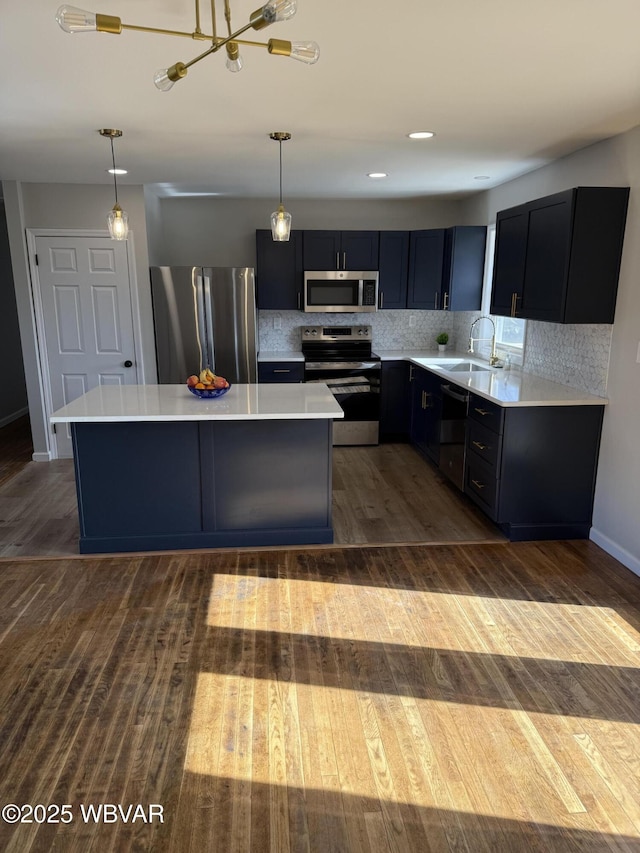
50, 384, 344, 423
377, 350, 607, 407
258, 351, 304, 362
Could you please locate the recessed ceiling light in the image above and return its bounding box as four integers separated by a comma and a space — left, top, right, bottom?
473, 175, 491, 180
367, 172, 387, 178
407, 131, 435, 139
107, 168, 128, 175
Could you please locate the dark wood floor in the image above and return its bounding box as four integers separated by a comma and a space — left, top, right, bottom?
0, 437, 503, 558
0, 414, 32, 488
1, 540, 639, 851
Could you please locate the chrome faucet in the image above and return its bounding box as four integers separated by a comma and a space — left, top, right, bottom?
468, 316, 500, 366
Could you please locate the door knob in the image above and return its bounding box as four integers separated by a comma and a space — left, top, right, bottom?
124, 360, 133, 368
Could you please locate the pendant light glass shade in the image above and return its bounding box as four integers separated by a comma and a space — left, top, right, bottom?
263, 0, 298, 24
271, 204, 292, 241
270, 132, 292, 242
108, 204, 129, 240
100, 129, 129, 241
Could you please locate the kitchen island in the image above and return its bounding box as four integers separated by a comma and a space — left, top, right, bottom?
50, 384, 343, 554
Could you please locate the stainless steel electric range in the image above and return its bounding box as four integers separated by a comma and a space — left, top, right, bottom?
301, 325, 381, 446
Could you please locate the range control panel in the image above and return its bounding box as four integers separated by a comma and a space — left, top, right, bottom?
302, 326, 372, 342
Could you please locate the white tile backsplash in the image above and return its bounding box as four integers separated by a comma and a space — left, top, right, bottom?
258, 310, 456, 353
259, 310, 612, 397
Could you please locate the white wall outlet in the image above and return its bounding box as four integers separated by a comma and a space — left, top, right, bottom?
273, 314, 282, 330
409, 315, 416, 327
637, 340, 640, 363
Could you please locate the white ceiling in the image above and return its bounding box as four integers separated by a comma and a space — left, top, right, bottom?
2, 0, 640, 200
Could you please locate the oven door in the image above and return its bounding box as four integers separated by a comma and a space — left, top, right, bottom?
305, 361, 381, 445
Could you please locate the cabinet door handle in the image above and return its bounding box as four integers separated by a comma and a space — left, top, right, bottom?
474, 407, 490, 416
434, 291, 439, 310
471, 479, 486, 490
421, 390, 425, 409
443, 291, 449, 311
336, 252, 340, 270
273, 369, 291, 373
297, 291, 301, 310
472, 440, 489, 451
511, 292, 521, 317
409, 364, 415, 382
342, 251, 346, 269
379, 290, 384, 309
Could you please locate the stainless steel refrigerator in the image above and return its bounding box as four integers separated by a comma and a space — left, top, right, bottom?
150, 266, 258, 384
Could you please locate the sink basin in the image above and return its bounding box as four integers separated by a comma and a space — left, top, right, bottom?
444, 362, 493, 372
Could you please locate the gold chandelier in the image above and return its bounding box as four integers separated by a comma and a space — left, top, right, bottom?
55, 1, 320, 90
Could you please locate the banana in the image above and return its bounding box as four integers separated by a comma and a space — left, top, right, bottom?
199, 368, 216, 384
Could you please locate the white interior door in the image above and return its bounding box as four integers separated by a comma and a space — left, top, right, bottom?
34, 234, 139, 458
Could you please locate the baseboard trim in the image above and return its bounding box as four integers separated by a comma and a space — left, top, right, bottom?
590, 527, 640, 577
0, 406, 28, 429
32, 451, 52, 463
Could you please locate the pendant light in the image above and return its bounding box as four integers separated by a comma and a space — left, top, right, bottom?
99, 128, 129, 240
270, 131, 292, 242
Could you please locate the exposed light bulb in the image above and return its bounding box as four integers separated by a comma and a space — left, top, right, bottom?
55, 5, 97, 33
288, 40, 320, 65
225, 42, 243, 73
153, 63, 187, 91
262, 0, 298, 25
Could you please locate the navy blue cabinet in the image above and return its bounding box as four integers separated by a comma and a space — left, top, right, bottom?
255, 229, 303, 310
380, 360, 411, 438
258, 361, 304, 383
303, 230, 379, 271
378, 231, 410, 309
442, 226, 487, 311
491, 186, 629, 323
409, 364, 442, 463
407, 230, 445, 310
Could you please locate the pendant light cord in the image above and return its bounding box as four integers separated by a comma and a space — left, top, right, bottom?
110, 136, 119, 206
279, 139, 283, 206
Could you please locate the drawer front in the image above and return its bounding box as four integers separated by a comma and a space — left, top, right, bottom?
466, 418, 502, 471
468, 393, 504, 434
464, 455, 499, 520
258, 362, 304, 383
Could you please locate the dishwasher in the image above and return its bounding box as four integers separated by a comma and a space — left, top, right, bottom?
439, 382, 470, 490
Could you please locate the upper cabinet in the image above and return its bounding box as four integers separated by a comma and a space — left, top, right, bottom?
303, 230, 379, 271
255, 229, 303, 310
378, 231, 410, 309
407, 226, 486, 311
490, 187, 630, 324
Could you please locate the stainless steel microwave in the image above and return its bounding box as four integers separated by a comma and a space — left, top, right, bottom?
303, 270, 379, 313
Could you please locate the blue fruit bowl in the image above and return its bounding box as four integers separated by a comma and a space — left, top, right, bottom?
187, 384, 231, 399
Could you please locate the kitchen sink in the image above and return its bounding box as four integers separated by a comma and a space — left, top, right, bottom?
444, 361, 493, 372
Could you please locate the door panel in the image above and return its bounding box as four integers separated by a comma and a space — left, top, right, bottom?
35, 235, 138, 458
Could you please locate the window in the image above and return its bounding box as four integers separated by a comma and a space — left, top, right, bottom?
481, 225, 526, 363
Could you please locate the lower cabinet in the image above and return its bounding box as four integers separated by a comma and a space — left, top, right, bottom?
464, 393, 605, 540
409, 365, 442, 463
258, 361, 304, 383
380, 361, 411, 439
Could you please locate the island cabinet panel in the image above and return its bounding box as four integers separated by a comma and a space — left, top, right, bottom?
378, 231, 410, 309
464, 395, 605, 540
255, 228, 303, 310
409, 365, 442, 463
303, 230, 379, 271
490, 186, 629, 324
72, 418, 334, 552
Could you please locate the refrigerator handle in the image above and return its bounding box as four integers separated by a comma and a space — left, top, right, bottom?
202, 273, 216, 371
194, 272, 208, 372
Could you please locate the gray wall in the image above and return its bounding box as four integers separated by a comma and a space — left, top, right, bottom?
147, 196, 463, 266
0, 201, 27, 426
459, 125, 640, 574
